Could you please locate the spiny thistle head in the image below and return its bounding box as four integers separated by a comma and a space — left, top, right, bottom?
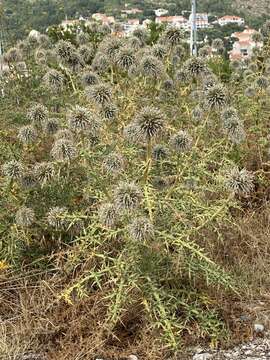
103, 153, 124, 175
113, 182, 142, 212
152, 144, 169, 160
38, 34, 51, 49
43, 69, 65, 93
47, 207, 68, 230
134, 106, 165, 140
204, 84, 227, 110
139, 55, 165, 79
91, 52, 110, 74
175, 69, 189, 84
152, 44, 168, 60
51, 139, 77, 162
184, 57, 207, 78
212, 38, 224, 49
225, 167, 254, 195
170, 130, 192, 153
162, 79, 174, 91
245, 86, 256, 97
173, 44, 186, 59
54, 129, 74, 141
221, 107, 238, 122
115, 47, 136, 71
78, 45, 95, 64
202, 75, 218, 91
34, 162, 55, 184
3, 160, 24, 180
255, 75, 269, 90
86, 83, 112, 106
101, 102, 118, 122
18, 125, 37, 144
132, 28, 149, 45
43, 118, 59, 135
4, 47, 22, 63
199, 45, 211, 57
99, 36, 123, 61
76, 32, 90, 45
66, 51, 85, 71
27, 104, 48, 127
81, 70, 100, 87
127, 36, 142, 50
20, 171, 37, 189
67, 106, 93, 132
128, 217, 154, 241
55, 40, 75, 62
15, 207, 35, 227
98, 203, 118, 229
163, 26, 183, 47
99, 23, 112, 35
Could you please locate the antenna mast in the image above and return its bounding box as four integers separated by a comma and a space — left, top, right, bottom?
190, 0, 197, 56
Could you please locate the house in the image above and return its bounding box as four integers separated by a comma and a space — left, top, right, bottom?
230, 29, 263, 60
92, 13, 115, 25
155, 16, 189, 30
217, 15, 245, 27
189, 13, 210, 29
121, 8, 143, 15
154, 9, 168, 17
123, 19, 141, 33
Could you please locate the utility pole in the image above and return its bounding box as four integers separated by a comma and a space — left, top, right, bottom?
190, 0, 197, 56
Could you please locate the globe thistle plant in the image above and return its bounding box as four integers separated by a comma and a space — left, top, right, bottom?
127, 36, 142, 51
15, 207, 35, 227
255, 76, 269, 90
199, 46, 211, 57
115, 47, 136, 71
27, 104, 48, 127
81, 70, 100, 87
98, 203, 118, 229
51, 139, 77, 162
128, 217, 154, 241
20, 171, 37, 189
152, 144, 169, 160
78, 45, 95, 64
67, 106, 93, 132
91, 52, 110, 74
102, 153, 124, 176
225, 167, 254, 195
170, 130, 192, 153
163, 26, 183, 47
212, 38, 224, 49
86, 83, 112, 106
184, 57, 207, 78
99, 23, 111, 36
47, 207, 68, 230
99, 36, 123, 62
204, 84, 227, 110
18, 125, 37, 144
43, 118, 59, 135
76, 32, 90, 45
55, 40, 75, 63
3, 160, 24, 180
66, 51, 85, 72
133, 106, 165, 141
113, 182, 142, 212
43, 69, 65, 93
101, 102, 119, 122
152, 44, 168, 60
139, 55, 165, 80
227, 124, 246, 145
34, 162, 55, 184
123, 123, 141, 144
132, 28, 149, 45
221, 107, 238, 122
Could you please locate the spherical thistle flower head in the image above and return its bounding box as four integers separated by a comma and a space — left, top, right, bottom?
55, 40, 75, 62
81, 69, 100, 87
162, 78, 174, 91
34, 162, 55, 185
43, 118, 59, 135
103, 153, 124, 176
99, 23, 112, 36
4, 47, 22, 63
132, 28, 149, 45
204, 84, 227, 110
78, 44, 95, 64
43, 69, 65, 93
163, 26, 184, 47
170, 130, 192, 153
202, 75, 218, 91
123, 123, 141, 144
128, 36, 142, 51
99, 36, 123, 62
115, 47, 136, 71
199, 45, 211, 57
38, 34, 51, 49
15, 207, 35, 227
212, 38, 224, 49
66, 51, 85, 72
47, 206, 68, 230
245, 86, 256, 98
175, 68, 189, 84
18, 125, 37, 144
101, 102, 119, 122
86, 83, 112, 106
152, 44, 168, 60
20, 171, 37, 189
184, 56, 207, 78
3, 160, 24, 180
225, 167, 254, 195
98, 203, 118, 229
113, 182, 142, 212
67, 106, 93, 132
152, 144, 169, 160
27, 103, 48, 127
128, 217, 154, 241
76, 31, 90, 45
191, 105, 204, 123
173, 44, 186, 59
51, 139, 77, 162
54, 129, 74, 141
134, 106, 165, 141
255, 75, 269, 90
221, 107, 238, 122
139, 55, 165, 80
91, 52, 110, 74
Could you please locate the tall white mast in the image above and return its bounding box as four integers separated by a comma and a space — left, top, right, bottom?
190, 0, 197, 56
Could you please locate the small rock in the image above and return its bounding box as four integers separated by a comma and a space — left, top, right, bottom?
254, 323, 265, 333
